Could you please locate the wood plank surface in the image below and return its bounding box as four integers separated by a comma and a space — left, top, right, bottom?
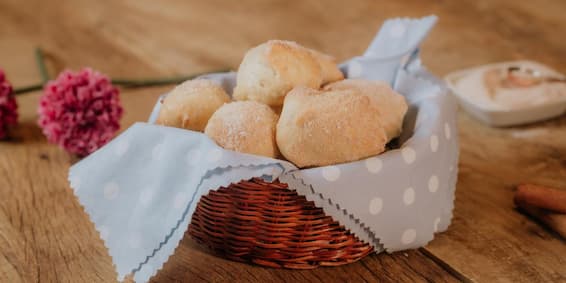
152, 241, 461, 283
0, 0, 565, 282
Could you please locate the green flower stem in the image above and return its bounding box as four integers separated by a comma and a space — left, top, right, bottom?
13, 68, 233, 95
13, 83, 43, 94
12, 47, 232, 94
35, 48, 50, 84
111, 68, 232, 88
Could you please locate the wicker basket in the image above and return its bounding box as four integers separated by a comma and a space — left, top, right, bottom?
188, 178, 374, 269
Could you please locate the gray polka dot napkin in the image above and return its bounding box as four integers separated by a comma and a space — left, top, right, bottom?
69, 15, 458, 282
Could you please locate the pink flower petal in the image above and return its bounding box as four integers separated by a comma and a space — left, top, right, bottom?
0, 68, 18, 139
38, 68, 123, 156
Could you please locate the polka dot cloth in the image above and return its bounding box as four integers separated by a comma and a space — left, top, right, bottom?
114, 139, 130, 157
321, 166, 341, 182
173, 192, 188, 209
98, 225, 110, 241
139, 188, 154, 207
444, 123, 451, 140
103, 182, 119, 200
151, 142, 165, 161
206, 147, 223, 163
369, 198, 383, 215
389, 23, 407, 38
186, 148, 202, 165
430, 135, 439, 152
434, 217, 441, 232
401, 229, 417, 245
365, 157, 383, 174
401, 146, 416, 164
129, 234, 142, 249
403, 187, 415, 205
428, 175, 439, 193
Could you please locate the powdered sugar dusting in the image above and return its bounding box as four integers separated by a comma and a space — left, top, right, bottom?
205, 101, 278, 157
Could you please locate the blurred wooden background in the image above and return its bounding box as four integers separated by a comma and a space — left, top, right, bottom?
0, 0, 565, 282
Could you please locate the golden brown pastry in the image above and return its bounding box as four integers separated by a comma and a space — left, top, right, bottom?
204, 101, 279, 158
276, 86, 388, 167
233, 40, 343, 107
156, 79, 230, 132
309, 49, 344, 84
324, 79, 408, 141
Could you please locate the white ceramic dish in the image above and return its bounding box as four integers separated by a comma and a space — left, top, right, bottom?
445, 60, 566, 127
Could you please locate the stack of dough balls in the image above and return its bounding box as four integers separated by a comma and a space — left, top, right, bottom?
155, 39, 408, 167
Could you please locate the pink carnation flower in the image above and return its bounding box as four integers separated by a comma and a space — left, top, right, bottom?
38, 68, 123, 156
0, 69, 18, 139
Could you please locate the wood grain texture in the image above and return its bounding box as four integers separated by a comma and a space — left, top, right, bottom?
151, 240, 460, 283
1, 0, 565, 282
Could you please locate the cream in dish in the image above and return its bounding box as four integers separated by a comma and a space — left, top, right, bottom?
452, 61, 566, 111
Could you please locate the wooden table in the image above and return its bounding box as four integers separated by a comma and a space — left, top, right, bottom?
1, 0, 565, 282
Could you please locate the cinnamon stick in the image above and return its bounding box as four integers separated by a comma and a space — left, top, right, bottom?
514, 184, 566, 214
